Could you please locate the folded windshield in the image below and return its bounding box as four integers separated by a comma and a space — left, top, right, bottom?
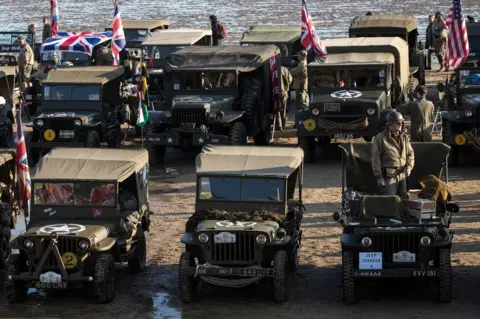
34, 182, 116, 206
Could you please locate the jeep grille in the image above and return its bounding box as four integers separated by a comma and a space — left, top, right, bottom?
211, 232, 256, 264
42, 237, 80, 268
371, 233, 422, 265
172, 108, 206, 126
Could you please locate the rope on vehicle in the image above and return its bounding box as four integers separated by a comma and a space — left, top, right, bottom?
318, 117, 368, 130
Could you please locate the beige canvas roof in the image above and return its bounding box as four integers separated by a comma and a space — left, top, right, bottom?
43, 66, 124, 84
323, 37, 409, 88
196, 145, 304, 177
349, 15, 418, 33
241, 25, 301, 44
166, 45, 280, 72
106, 19, 169, 30
0, 66, 16, 77
142, 28, 212, 46
32, 148, 148, 182
311, 52, 395, 66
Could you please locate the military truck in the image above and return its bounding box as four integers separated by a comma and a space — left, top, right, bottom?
334, 142, 459, 304
141, 28, 212, 106
179, 145, 305, 303
145, 45, 282, 165
105, 18, 169, 50
438, 22, 480, 166
296, 37, 412, 162
4, 148, 151, 303
26, 66, 129, 165
349, 14, 425, 86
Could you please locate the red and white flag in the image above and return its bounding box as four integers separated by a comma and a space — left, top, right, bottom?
15, 107, 31, 216
50, 0, 59, 36
301, 0, 327, 61
445, 0, 469, 69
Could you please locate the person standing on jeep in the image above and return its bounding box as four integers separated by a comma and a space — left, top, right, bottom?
209, 15, 226, 46
17, 36, 34, 93
433, 11, 448, 72
425, 15, 434, 70
371, 111, 415, 196
400, 85, 435, 142
290, 50, 309, 111
42, 17, 52, 42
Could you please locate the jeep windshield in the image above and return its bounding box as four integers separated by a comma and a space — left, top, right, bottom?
145, 45, 186, 60
311, 66, 388, 90
198, 177, 285, 202
33, 182, 116, 206
41, 51, 90, 64
0, 33, 33, 46
124, 29, 148, 42
459, 69, 480, 87
173, 71, 237, 91
44, 84, 101, 101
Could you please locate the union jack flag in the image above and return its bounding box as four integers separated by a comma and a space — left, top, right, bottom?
445, 0, 469, 69
16, 107, 31, 211
50, 0, 59, 36
111, 0, 126, 66
40, 32, 112, 55
301, 0, 327, 61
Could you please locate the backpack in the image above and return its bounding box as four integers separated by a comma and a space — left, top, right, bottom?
217, 23, 228, 40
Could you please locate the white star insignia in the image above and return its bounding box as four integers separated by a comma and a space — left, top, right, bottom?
167, 137, 173, 143
198, 137, 204, 144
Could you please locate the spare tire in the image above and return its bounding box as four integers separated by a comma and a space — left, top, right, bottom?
240, 78, 262, 132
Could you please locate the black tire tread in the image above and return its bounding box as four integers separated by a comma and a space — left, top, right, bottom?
86, 130, 101, 148
178, 252, 196, 303
298, 136, 315, 163
342, 250, 357, 305
127, 227, 147, 273
94, 254, 116, 304
439, 248, 452, 303
229, 122, 248, 145
273, 250, 290, 302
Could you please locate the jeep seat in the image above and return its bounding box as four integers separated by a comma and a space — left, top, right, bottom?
357, 195, 405, 218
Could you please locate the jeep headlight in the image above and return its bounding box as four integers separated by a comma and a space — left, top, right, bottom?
198, 233, 209, 244
74, 119, 82, 126
36, 119, 44, 127
164, 111, 171, 118
23, 239, 34, 249
78, 239, 89, 250
311, 108, 319, 116
361, 236, 372, 247
420, 236, 431, 246
465, 109, 473, 117
367, 108, 376, 116
256, 234, 267, 244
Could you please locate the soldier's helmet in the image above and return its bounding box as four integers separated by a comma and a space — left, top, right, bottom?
386, 110, 404, 124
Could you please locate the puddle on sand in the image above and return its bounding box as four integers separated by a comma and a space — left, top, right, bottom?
151, 291, 183, 319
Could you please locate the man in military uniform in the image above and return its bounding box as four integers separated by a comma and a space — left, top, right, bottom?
290, 50, 309, 111
278, 66, 293, 130
433, 12, 448, 72
400, 85, 435, 142
372, 111, 415, 196
42, 16, 52, 42
17, 36, 35, 93
425, 15, 434, 70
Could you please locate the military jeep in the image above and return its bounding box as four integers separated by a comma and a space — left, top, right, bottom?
26, 66, 129, 165
296, 37, 412, 162
4, 147, 151, 303
146, 45, 281, 165
334, 142, 459, 304
105, 18, 169, 50
141, 28, 212, 106
179, 145, 305, 303
0, 66, 17, 147
438, 22, 480, 166
349, 14, 425, 86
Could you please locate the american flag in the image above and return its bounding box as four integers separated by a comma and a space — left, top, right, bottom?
40, 32, 112, 55
111, 0, 126, 66
445, 0, 469, 69
50, 0, 59, 36
301, 0, 327, 60
15, 107, 31, 212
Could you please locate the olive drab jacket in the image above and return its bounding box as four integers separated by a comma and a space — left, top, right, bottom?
401, 97, 435, 142
371, 129, 415, 184
281, 66, 293, 99
290, 60, 308, 91
433, 19, 447, 41
18, 43, 34, 68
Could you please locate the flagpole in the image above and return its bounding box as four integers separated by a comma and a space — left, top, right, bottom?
140, 48, 144, 149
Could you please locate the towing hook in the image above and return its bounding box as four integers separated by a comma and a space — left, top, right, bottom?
50, 232, 58, 240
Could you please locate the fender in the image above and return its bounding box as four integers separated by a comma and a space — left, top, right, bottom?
89, 237, 117, 252
216, 111, 245, 124
441, 110, 476, 123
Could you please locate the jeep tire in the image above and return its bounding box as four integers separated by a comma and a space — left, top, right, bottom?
229, 122, 248, 145
273, 250, 290, 302
128, 227, 147, 273
178, 252, 197, 303
86, 130, 101, 148
107, 126, 122, 148
1, 234, 10, 269
298, 136, 315, 163
342, 250, 357, 305
438, 248, 452, 303
4, 254, 28, 303
289, 248, 299, 273
94, 254, 116, 304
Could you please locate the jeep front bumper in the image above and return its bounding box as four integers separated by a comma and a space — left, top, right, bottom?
147, 130, 229, 147
188, 264, 274, 278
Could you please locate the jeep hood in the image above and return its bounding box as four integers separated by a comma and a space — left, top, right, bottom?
36, 111, 97, 124
195, 219, 280, 240
172, 95, 235, 111
460, 93, 480, 109
311, 89, 385, 105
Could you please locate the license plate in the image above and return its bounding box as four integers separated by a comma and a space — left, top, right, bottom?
413, 270, 437, 277
359, 252, 383, 270
324, 103, 340, 111
393, 251, 416, 263
59, 130, 74, 138
331, 133, 355, 139
33, 281, 68, 289
214, 232, 236, 243
239, 268, 274, 277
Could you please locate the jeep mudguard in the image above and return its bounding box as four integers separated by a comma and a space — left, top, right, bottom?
89, 237, 117, 252
216, 111, 245, 124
